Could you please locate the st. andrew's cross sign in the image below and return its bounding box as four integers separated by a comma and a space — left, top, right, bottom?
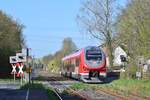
9, 56, 17, 74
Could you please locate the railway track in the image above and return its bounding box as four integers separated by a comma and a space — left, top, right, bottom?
39, 77, 150, 100
35, 73, 118, 100
32, 72, 84, 99
35, 72, 150, 100
48, 78, 86, 100
47, 77, 123, 100
51, 87, 63, 100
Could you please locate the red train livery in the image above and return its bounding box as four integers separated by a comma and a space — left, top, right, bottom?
61, 46, 107, 83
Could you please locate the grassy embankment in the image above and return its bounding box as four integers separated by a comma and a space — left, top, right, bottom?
20, 83, 58, 100
70, 79, 150, 97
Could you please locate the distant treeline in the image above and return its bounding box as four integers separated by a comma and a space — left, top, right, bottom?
42, 37, 77, 72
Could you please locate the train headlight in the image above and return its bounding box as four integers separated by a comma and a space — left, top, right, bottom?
83, 66, 88, 71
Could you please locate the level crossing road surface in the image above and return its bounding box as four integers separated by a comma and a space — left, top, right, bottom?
0, 89, 49, 100
0, 89, 28, 100
0, 83, 20, 89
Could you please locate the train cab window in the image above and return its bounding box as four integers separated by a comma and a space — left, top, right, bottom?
86, 50, 102, 61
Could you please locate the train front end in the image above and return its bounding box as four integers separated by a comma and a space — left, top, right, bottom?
80, 46, 106, 83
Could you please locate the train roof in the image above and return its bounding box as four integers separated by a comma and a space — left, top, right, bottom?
62, 49, 83, 61
62, 46, 101, 61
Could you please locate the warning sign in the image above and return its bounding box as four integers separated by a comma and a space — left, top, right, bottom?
9, 56, 17, 64
16, 53, 26, 62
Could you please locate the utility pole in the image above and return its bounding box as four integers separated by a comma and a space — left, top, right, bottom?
32, 55, 34, 84
26, 48, 31, 84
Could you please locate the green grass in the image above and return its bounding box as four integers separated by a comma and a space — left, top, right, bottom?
70, 82, 89, 90
20, 83, 58, 100
0, 78, 20, 83
70, 79, 150, 97
20, 83, 45, 89
110, 79, 150, 97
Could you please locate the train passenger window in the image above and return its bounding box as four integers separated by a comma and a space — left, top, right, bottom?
64, 61, 69, 67
71, 60, 75, 67
76, 59, 80, 66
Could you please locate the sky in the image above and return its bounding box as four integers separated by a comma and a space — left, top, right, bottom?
0, 0, 127, 58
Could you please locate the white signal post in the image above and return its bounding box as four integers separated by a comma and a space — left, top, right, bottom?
11, 64, 17, 84
16, 53, 26, 85
17, 63, 24, 85
9, 56, 17, 84
11, 64, 17, 74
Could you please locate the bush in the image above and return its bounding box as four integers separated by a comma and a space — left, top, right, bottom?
120, 62, 138, 79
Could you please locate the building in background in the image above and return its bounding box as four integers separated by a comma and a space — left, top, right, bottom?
113, 46, 127, 66
100, 45, 127, 68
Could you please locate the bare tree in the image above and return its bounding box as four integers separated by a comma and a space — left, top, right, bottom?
77, 0, 115, 67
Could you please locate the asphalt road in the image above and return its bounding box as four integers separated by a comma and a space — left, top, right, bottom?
0, 83, 20, 89
0, 89, 27, 100
0, 89, 49, 100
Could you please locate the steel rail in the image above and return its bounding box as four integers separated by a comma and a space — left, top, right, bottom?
52, 88, 63, 100
48, 78, 87, 100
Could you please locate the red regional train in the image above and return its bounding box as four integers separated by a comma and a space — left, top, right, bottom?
61, 46, 107, 83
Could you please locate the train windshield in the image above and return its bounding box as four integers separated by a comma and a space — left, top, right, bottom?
86, 48, 102, 61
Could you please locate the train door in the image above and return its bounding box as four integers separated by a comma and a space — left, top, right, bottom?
71, 58, 80, 79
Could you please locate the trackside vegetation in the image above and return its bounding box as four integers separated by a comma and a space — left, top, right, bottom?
70, 79, 150, 98
42, 37, 77, 73
0, 10, 25, 76
0, 79, 20, 83
20, 83, 58, 100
